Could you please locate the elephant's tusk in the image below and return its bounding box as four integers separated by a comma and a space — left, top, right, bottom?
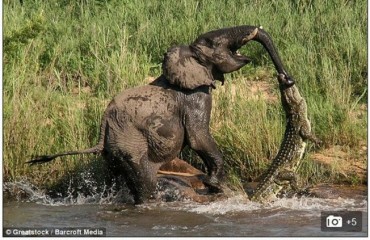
242, 28, 259, 44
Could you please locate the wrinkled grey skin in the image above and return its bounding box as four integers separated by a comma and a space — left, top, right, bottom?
27, 25, 293, 204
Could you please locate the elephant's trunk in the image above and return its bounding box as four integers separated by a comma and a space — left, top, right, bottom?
231, 26, 294, 86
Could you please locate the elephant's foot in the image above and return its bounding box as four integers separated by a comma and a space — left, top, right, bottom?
202, 175, 224, 194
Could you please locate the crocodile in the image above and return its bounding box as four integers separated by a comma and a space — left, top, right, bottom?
249, 73, 320, 202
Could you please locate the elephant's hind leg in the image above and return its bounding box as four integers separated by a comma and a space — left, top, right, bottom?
121, 158, 147, 204
110, 152, 161, 204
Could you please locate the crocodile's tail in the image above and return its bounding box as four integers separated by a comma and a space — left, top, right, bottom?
26, 115, 107, 166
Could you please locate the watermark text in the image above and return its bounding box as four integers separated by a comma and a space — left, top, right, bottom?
4, 227, 106, 237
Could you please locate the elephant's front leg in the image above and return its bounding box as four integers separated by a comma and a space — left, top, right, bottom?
191, 136, 225, 193
184, 91, 224, 192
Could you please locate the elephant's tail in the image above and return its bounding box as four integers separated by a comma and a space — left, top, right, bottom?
26, 115, 107, 166
26, 146, 102, 165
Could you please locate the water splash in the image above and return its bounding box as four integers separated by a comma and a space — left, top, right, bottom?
4, 178, 367, 217
183, 195, 261, 214
267, 196, 367, 212
169, 194, 367, 216
4, 180, 54, 204
3, 177, 133, 206
3, 176, 199, 206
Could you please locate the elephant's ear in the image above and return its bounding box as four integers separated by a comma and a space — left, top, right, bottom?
162, 46, 214, 90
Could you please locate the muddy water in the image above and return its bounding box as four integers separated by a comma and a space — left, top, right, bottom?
3, 182, 368, 237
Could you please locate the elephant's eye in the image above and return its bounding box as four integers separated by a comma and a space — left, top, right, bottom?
202, 38, 213, 47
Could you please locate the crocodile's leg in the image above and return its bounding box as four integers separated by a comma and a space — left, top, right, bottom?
300, 127, 321, 145
275, 170, 311, 195
274, 170, 299, 191
297, 105, 321, 145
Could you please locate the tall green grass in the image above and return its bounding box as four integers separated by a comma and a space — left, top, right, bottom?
4, 0, 367, 187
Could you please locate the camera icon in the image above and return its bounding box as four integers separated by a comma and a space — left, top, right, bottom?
326, 215, 343, 228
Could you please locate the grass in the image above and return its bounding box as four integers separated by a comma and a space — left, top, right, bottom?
3, 0, 367, 190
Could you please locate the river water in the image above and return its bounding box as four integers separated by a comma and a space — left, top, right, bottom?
3, 181, 368, 237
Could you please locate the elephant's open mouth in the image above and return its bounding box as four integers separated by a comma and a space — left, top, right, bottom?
232, 49, 251, 63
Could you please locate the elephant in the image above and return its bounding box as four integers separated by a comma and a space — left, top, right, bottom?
27, 25, 294, 204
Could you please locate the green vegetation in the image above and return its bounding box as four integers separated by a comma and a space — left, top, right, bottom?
4, 0, 367, 190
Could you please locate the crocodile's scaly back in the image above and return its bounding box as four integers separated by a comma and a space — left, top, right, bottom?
250, 74, 319, 202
